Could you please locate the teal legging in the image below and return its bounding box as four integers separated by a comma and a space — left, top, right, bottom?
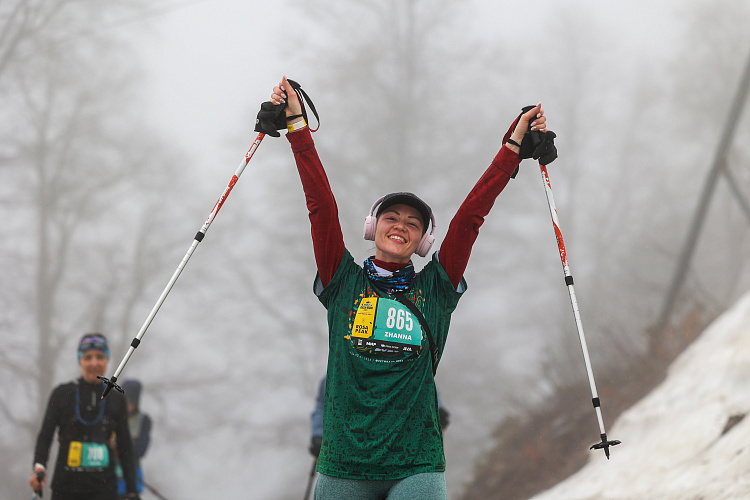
314, 472, 447, 500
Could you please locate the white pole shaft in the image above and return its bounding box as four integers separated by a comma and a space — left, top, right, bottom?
539, 164, 607, 436
109, 133, 265, 380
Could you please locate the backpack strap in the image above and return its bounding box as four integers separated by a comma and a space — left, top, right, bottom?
393, 292, 439, 376
368, 281, 439, 375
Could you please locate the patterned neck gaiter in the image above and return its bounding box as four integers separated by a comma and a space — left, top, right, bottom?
363, 256, 416, 294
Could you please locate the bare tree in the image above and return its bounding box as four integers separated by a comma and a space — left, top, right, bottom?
0, 2, 187, 497
657, 0, 750, 321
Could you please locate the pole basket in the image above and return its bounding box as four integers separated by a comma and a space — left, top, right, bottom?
590, 433, 621, 459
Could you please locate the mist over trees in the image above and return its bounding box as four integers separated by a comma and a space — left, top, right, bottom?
0, 1, 192, 496
2, 1, 749, 499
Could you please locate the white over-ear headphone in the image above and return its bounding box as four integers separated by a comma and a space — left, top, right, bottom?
363, 194, 436, 257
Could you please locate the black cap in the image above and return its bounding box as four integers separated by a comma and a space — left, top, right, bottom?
376, 192, 432, 233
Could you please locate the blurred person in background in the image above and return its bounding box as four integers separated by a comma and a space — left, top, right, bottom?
30, 333, 140, 500
116, 379, 152, 499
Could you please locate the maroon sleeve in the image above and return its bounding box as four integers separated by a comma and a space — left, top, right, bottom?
439, 145, 521, 288
286, 128, 345, 287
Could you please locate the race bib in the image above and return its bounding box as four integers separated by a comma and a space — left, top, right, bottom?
351, 297, 423, 354
67, 441, 109, 468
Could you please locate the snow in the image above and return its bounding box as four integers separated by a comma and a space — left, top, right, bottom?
531, 291, 750, 500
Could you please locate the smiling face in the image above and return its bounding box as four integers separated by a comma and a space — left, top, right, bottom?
79, 350, 108, 384
374, 204, 425, 263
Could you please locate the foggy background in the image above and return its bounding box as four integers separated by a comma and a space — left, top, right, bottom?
2, 0, 750, 498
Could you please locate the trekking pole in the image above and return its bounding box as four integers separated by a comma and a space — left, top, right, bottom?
143, 479, 169, 500
303, 457, 317, 500
98, 131, 265, 398
99, 78, 318, 399
538, 160, 621, 459
31, 470, 45, 499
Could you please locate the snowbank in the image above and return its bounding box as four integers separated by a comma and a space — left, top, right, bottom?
531, 291, 750, 500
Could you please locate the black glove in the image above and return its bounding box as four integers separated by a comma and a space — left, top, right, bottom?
309, 435, 322, 457
516, 105, 557, 165
254, 100, 287, 138
532, 129, 557, 165
439, 407, 451, 430
254, 79, 320, 138
518, 106, 557, 165
508, 105, 558, 178
516, 105, 538, 160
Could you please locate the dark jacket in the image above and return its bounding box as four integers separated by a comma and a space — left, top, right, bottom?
33, 378, 138, 496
